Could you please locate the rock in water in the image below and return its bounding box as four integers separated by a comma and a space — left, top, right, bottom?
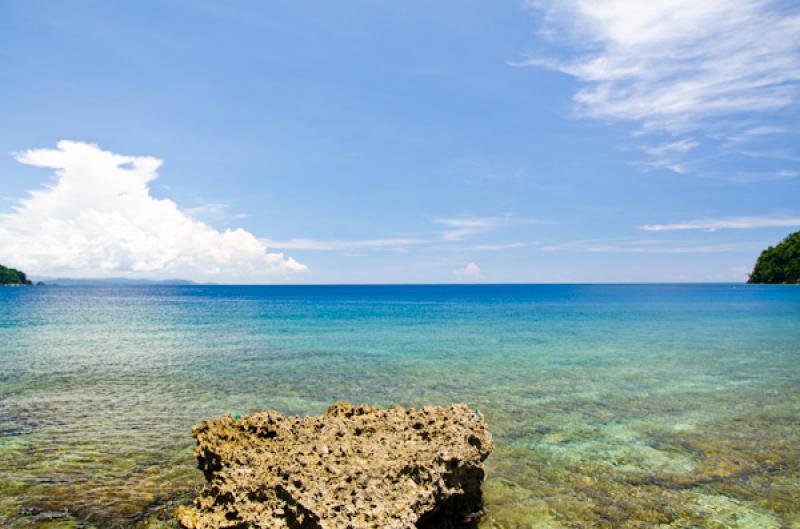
177, 402, 493, 529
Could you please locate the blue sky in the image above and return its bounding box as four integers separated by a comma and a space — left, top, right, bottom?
1, 0, 799, 283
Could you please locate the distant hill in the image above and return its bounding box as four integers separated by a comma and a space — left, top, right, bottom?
0, 264, 33, 285
34, 277, 197, 286
748, 231, 800, 284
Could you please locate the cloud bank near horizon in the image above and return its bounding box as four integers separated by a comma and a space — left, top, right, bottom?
0, 141, 306, 281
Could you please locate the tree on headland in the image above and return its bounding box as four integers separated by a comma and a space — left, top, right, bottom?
748, 230, 800, 284
0, 263, 33, 285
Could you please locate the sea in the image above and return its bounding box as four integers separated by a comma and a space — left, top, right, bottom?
1, 284, 799, 529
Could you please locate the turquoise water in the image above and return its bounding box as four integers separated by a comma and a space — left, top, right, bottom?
1, 284, 799, 528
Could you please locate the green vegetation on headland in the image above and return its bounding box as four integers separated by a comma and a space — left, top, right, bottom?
748, 230, 800, 284
0, 264, 32, 285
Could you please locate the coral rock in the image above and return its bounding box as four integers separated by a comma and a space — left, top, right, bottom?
177, 402, 493, 529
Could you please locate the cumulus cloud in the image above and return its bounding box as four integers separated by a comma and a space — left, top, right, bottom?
0, 141, 306, 281
454, 262, 482, 280
641, 215, 800, 232
526, 0, 800, 133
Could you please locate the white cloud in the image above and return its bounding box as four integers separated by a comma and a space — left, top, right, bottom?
738, 148, 800, 162
665, 164, 688, 175
263, 238, 428, 251
726, 126, 787, 145
263, 215, 547, 254
540, 239, 754, 253
634, 159, 690, 174
184, 202, 250, 222
525, 0, 800, 133
465, 242, 531, 251
584, 243, 749, 254
641, 139, 699, 157
636, 139, 699, 172
714, 169, 799, 183
455, 262, 482, 280
0, 141, 306, 281
641, 215, 800, 232
436, 217, 500, 241
436, 215, 551, 241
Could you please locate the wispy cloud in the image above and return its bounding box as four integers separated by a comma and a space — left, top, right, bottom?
641, 215, 800, 232
584, 243, 751, 254
634, 159, 690, 174
714, 169, 799, 184
464, 242, 531, 252
436, 216, 552, 241
436, 217, 501, 241
266, 216, 550, 254
725, 126, 787, 145
634, 139, 700, 173
185, 202, 249, 222
525, 0, 800, 134
541, 239, 754, 254
737, 148, 800, 162
641, 139, 699, 157
263, 238, 428, 251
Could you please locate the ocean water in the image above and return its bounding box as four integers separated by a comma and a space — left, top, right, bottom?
1, 284, 799, 529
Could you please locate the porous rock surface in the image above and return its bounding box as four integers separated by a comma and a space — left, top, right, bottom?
177, 402, 492, 529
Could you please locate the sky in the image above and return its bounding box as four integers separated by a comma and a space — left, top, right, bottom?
1, 0, 799, 283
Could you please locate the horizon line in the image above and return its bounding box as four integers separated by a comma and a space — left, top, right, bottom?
29, 281, 761, 286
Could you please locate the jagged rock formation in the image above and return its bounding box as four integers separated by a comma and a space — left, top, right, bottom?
177, 402, 493, 529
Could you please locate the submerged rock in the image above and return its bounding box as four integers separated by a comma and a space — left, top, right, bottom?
177, 402, 492, 529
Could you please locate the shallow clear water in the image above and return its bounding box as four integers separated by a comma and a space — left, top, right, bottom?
1, 284, 799, 529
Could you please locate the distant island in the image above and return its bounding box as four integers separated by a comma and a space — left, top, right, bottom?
32, 277, 196, 286
748, 230, 800, 284
0, 263, 33, 285
1, 267, 198, 286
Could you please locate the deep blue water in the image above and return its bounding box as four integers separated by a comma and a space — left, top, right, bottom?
1, 284, 799, 528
